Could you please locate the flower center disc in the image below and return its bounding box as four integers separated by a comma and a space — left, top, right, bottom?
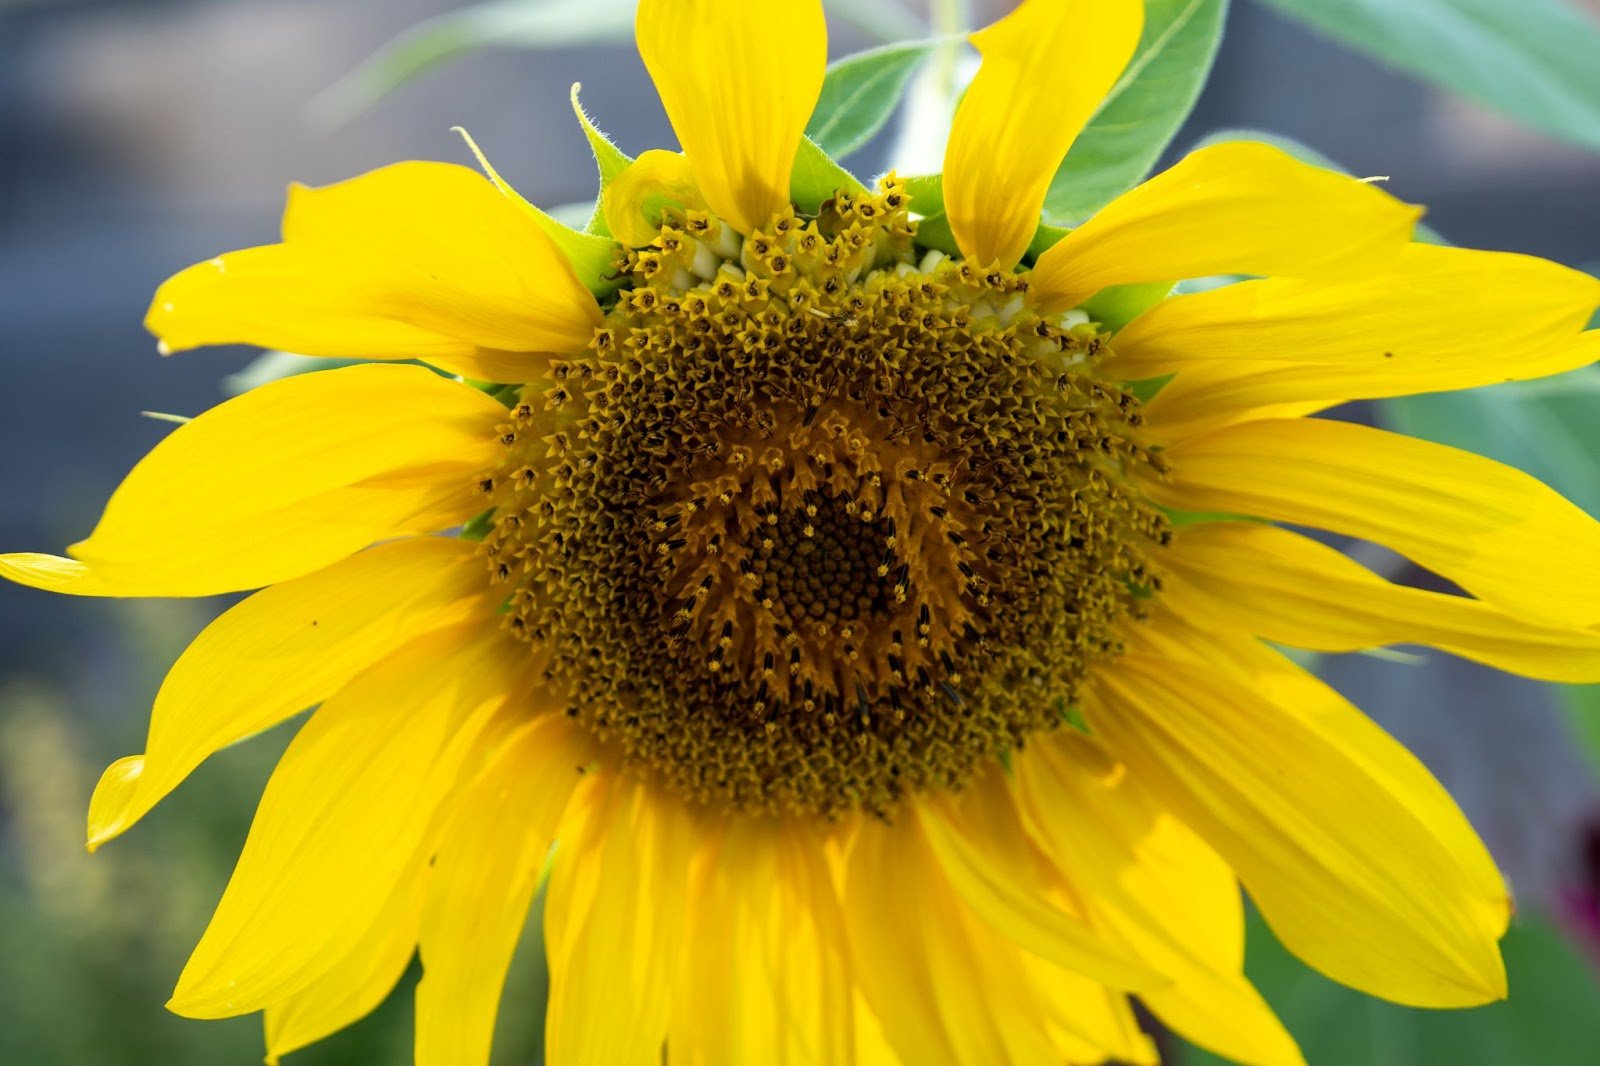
481, 183, 1167, 816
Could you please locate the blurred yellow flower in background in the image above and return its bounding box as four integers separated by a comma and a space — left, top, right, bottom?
4, 0, 1600, 1064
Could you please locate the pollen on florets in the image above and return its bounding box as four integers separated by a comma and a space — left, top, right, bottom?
479, 178, 1168, 816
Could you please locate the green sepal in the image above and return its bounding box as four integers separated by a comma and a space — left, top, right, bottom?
1080, 281, 1175, 333
896, 173, 1077, 266
790, 136, 868, 214
459, 508, 496, 542
570, 83, 633, 238
523, 204, 625, 299
469, 381, 521, 408
453, 126, 625, 299
1024, 223, 1072, 262
1056, 697, 1093, 735
1124, 372, 1176, 404
1159, 505, 1257, 527
900, 173, 944, 215
910, 211, 962, 259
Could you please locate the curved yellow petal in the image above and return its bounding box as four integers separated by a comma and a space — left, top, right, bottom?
923, 769, 1157, 1063
944, 0, 1143, 268
86, 537, 489, 852
667, 819, 856, 1066
1130, 604, 1508, 930
1031, 142, 1421, 312
1151, 417, 1600, 628
1147, 332, 1600, 441
263, 862, 427, 1065
544, 773, 698, 1066
416, 711, 593, 1066
913, 773, 1162, 992
0, 554, 114, 596
1111, 243, 1600, 381
603, 150, 710, 248
1019, 954, 1156, 1065
635, 0, 826, 236
1, 364, 502, 598
1165, 522, 1600, 683
842, 811, 1090, 1066
1019, 736, 1305, 1066
1092, 653, 1508, 1008
147, 161, 602, 370
168, 624, 522, 1018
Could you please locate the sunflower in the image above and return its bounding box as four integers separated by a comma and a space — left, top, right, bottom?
6, 0, 1600, 1063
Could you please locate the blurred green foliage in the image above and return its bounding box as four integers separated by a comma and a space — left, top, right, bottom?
0, 603, 549, 1065
1181, 913, 1600, 1066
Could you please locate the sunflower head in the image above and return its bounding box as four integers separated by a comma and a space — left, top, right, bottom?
482, 179, 1168, 815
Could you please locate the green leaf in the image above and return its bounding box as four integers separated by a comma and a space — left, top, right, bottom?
1044, 0, 1230, 223
790, 136, 869, 214
570, 84, 634, 237
1258, 0, 1600, 152
309, 0, 636, 129
1180, 913, 1600, 1066
806, 40, 949, 160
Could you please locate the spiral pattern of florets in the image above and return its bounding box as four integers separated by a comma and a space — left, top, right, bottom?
478, 179, 1168, 815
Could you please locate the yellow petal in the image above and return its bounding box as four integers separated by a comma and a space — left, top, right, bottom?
668, 819, 856, 1066
1, 364, 502, 598
0, 554, 114, 596
943, 0, 1143, 268
914, 773, 1162, 992
416, 711, 593, 1066
1019, 953, 1157, 1066
263, 862, 427, 1065
1150, 417, 1600, 627
852, 990, 905, 1066
544, 774, 699, 1066
1018, 736, 1305, 1066
86, 537, 489, 851
1147, 332, 1600, 441
844, 810, 1107, 1066
1164, 522, 1600, 683
603, 149, 710, 248
1092, 653, 1508, 1008
1030, 142, 1421, 312
1111, 243, 1600, 381
635, 0, 826, 236
147, 161, 601, 369
1130, 603, 1508, 930
168, 625, 522, 1018
943, 775, 1160, 1065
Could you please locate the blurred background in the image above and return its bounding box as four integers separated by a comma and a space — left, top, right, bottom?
2, 1, 1599, 1063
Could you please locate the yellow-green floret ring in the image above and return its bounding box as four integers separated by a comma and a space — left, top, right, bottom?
480, 179, 1169, 815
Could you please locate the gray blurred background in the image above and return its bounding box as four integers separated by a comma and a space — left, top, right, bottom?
3, 2, 1600, 1063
